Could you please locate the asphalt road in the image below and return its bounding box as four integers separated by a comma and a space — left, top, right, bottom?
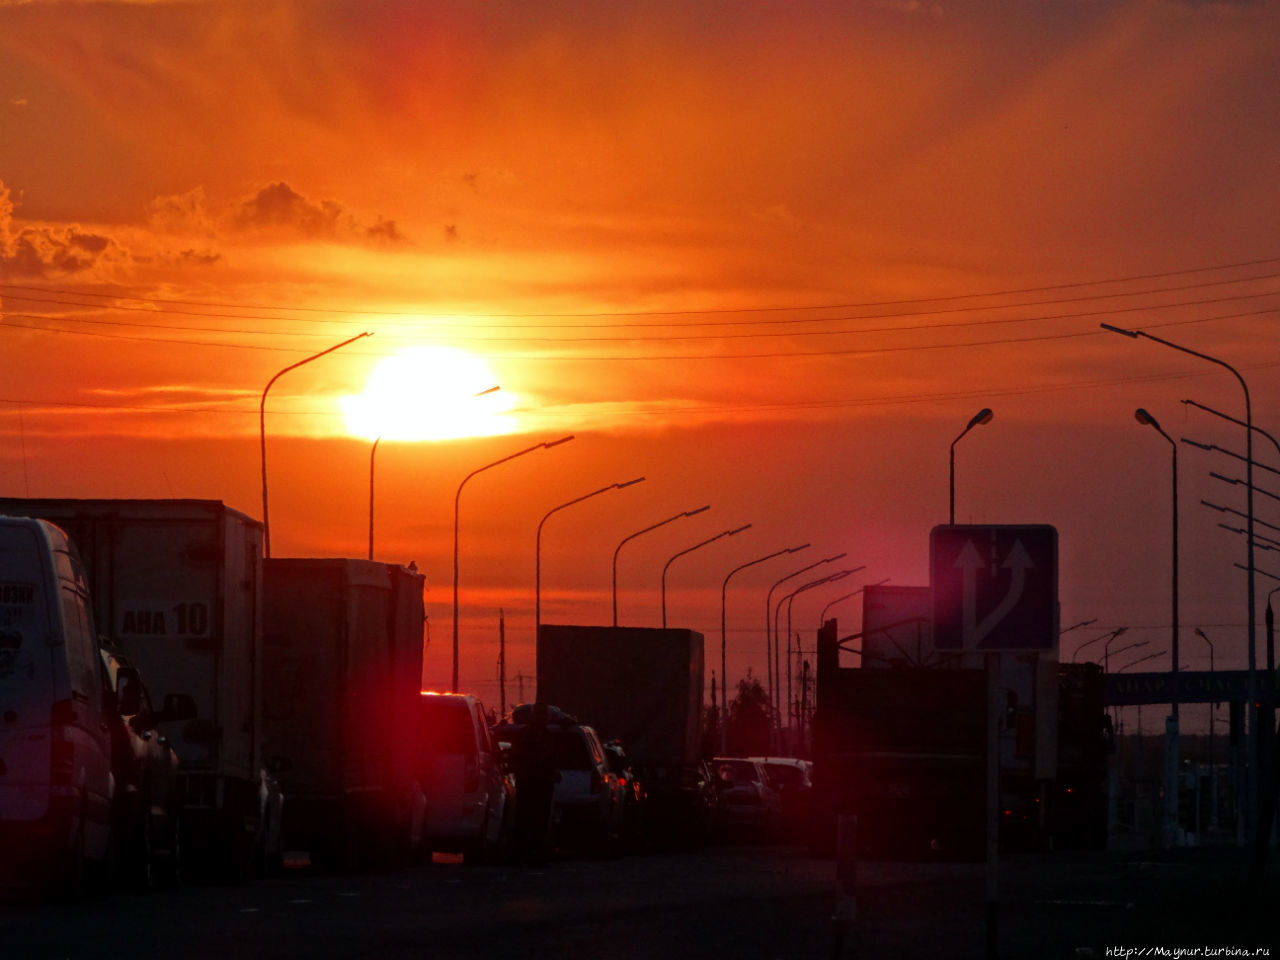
3, 843, 1278, 960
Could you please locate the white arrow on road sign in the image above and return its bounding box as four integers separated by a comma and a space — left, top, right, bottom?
955, 537, 1034, 649
930, 524, 1057, 652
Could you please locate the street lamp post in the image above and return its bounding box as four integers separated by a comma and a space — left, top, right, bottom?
372, 385, 501, 567
765, 553, 848, 738
660, 525, 752, 628
720, 544, 810, 754
1195, 627, 1218, 829
777, 568, 862, 739
1183, 397, 1280, 676
1073, 626, 1126, 664
819, 577, 890, 627
260, 332, 372, 558
368, 436, 382, 560
452, 435, 575, 693
612, 505, 710, 627
537, 477, 646, 637
1134, 406, 1181, 848
1101, 322, 1260, 851
950, 407, 993, 524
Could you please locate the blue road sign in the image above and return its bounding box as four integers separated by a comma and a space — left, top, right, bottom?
930, 524, 1058, 652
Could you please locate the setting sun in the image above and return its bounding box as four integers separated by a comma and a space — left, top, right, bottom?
341, 346, 515, 441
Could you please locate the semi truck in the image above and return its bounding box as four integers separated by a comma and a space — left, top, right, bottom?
536, 624, 707, 844
811, 617, 1107, 859
0, 498, 282, 880
261, 557, 426, 870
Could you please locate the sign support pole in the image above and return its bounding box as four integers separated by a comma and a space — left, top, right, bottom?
985, 653, 1000, 960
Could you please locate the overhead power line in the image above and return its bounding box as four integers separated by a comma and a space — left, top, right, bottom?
2, 254, 1278, 326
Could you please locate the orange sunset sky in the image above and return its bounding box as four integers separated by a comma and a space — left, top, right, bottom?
2, 0, 1279, 714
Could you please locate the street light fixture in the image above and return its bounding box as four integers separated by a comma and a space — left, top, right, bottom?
1101, 321, 1260, 850
452, 434, 575, 692
260, 331, 372, 558
536, 477, 646, 637
370, 385, 501, 562
611, 505, 711, 627
765, 553, 848, 732
776, 567, 863, 736
950, 408, 993, 524
1117, 648, 1167, 673
720, 543, 810, 753
1072, 626, 1125, 664
1134, 407, 1181, 716
819, 576, 891, 627
660, 524, 752, 628
1105, 639, 1149, 670
1102, 628, 1134, 672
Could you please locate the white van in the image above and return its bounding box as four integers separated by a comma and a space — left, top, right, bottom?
0, 516, 114, 896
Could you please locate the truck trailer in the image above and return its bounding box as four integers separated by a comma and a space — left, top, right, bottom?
536, 624, 706, 844
0, 498, 282, 880
261, 557, 426, 870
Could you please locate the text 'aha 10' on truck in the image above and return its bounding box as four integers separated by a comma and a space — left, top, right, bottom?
260, 557, 427, 871
0, 498, 283, 881
536, 624, 708, 846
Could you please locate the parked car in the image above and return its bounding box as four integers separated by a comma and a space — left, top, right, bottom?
712, 757, 783, 839
549, 722, 625, 857
749, 756, 814, 841
0, 517, 114, 898
602, 740, 646, 852
100, 640, 195, 890
417, 692, 513, 864
640, 758, 722, 849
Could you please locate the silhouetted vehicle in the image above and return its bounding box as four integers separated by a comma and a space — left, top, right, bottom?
712, 757, 782, 839
749, 757, 813, 841
101, 640, 196, 891
643, 759, 722, 849
0, 499, 282, 882
602, 740, 645, 852
498, 705, 624, 859
417, 692, 513, 864
536, 626, 706, 844
261, 558, 427, 872
551, 722, 625, 857
0, 516, 114, 899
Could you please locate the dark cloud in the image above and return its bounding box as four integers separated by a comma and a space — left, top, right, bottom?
4, 225, 124, 278
230, 181, 410, 245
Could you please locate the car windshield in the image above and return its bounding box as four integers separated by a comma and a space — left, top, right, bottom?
765, 764, 804, 788
551, 730, 593, 770
717, 760, 759, 784
419, 700, 474, 756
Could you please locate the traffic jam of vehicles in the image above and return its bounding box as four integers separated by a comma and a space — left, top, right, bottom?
0, 500, 821, 904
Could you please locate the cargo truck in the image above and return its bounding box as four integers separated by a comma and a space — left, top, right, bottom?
0, 498, 282, 881
261, 557, 426, 870
536, 624, 706, 846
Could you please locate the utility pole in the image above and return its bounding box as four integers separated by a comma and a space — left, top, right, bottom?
515, 671, 527, 705
800, 659, 812, 753
498, 609, 506, 719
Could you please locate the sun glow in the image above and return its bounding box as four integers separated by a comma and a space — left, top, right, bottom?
341, 347, 516, 441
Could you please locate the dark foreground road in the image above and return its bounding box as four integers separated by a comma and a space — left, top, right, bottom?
3, 843, 1277, 959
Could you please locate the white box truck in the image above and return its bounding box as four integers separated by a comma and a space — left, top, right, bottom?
0, 499, 281, 881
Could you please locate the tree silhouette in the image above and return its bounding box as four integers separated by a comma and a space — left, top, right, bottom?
726, 670, 772, 756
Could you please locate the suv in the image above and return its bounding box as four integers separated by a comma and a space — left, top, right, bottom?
416, 692, 512, 863
549, 722, 625, 857
101, 640, 195, 890
749, 756, 814, 841
712, 757, 783, 838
